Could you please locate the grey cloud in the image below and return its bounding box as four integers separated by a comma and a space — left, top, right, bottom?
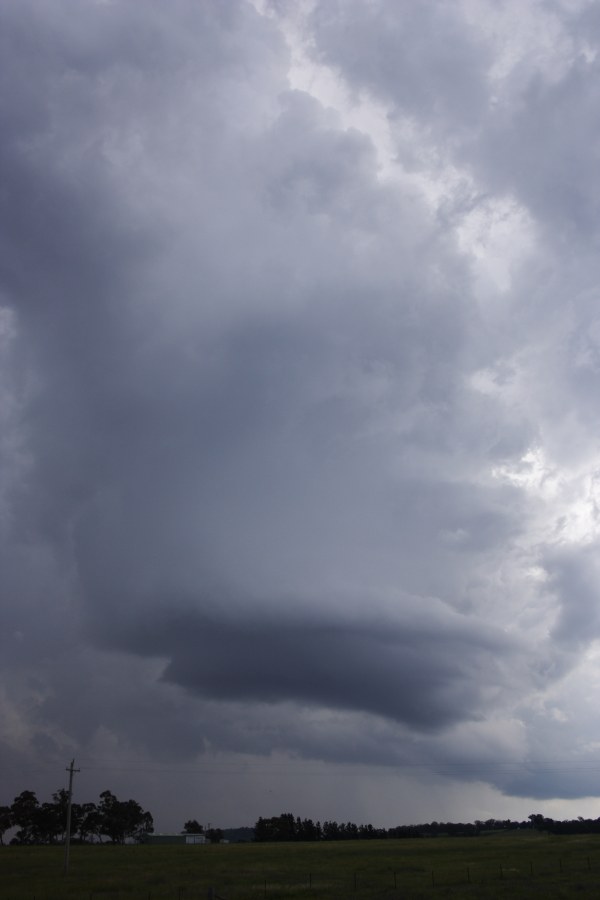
545, 545, 600, 648
309, 1, 600, 246
93, 601, 519, 731
310, 0, 490, 131
2, 0, 600, 826
473, 61, 600, 240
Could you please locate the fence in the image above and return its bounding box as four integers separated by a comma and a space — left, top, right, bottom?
19, 851, 600, 899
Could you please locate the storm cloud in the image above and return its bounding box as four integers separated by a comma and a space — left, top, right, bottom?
2, 0, 600, 829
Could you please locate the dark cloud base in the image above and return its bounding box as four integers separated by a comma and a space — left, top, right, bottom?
91, 602, 515, 731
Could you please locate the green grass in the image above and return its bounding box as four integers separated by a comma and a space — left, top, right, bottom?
5, 832, 600, 898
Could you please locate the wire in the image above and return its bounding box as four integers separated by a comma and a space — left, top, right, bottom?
70, 758, 600, 777
6, 757, 600, 778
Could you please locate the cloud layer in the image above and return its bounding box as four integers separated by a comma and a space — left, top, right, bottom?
2, 0, 600, 827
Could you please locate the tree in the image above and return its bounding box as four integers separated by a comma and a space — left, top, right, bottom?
78, 802, 102, 843
34, 801, 65, 844
0, 806, 13, 845
183, 819, 204, 834
97, 791, 154, 844
206, 827, 223, 844
296, 817, 321, 841
11, 791, 40, 844
322, 820, 340, 840
254, 814, 296, 842
47, 788, 82, 844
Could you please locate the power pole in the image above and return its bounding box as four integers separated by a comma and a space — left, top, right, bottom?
63, 759, 80, 875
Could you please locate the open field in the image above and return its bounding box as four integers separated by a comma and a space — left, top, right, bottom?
5, 832, 600, 899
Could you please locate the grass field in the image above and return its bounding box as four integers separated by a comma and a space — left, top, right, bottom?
5, 831, 600, 898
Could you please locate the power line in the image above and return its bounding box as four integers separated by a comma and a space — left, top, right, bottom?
6, 757, 600, 778
71, 759, 600, 776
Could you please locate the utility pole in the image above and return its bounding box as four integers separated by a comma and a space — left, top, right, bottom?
63, 759, 80, 875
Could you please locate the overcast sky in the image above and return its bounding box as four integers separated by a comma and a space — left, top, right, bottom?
3, 0, 600, 831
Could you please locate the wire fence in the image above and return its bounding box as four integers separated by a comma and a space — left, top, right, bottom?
197, 854, 600, 897
19, 851, 600, 899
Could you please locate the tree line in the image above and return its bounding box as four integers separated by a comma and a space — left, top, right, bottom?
0, 789, 153, 845
253, 813, 600, 842
252, 813, 496, 842
4, 794, 600, 847
528, 813, 600, 835
252, 813, 521, 842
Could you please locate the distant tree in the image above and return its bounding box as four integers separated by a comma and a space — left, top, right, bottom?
253, 813, 386, 843
275, 814, 296, 841
254, 814, 296, 842
0, 805, 13, 845
97, 791, 153, 844
78, 802, 101, 843
322, 820, 340, 840
529, 813, 545, 830
183, 819, 204, 834
253, 817, 269, 842
11, 791, 40, 844
206, 827, 223, 844
35, 801, 65, 844
297, 818, 321, 841
48, 788, 82, 844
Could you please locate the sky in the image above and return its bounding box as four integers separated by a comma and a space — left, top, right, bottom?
3, 0, 600, 832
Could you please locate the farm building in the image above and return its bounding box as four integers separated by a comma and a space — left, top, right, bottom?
143, 833, 207, 845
